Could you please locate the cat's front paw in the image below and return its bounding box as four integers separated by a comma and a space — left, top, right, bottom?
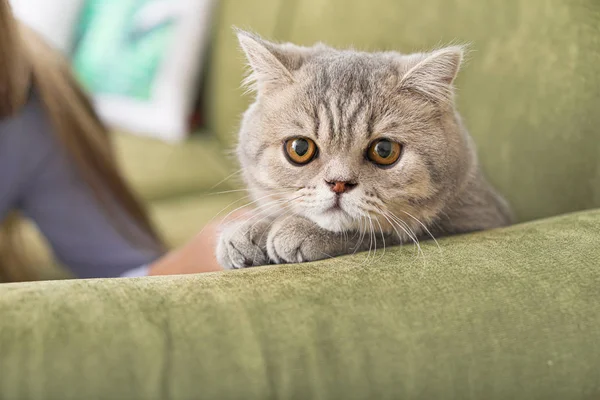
266, 216, 344, 264
216, 219, 272, 269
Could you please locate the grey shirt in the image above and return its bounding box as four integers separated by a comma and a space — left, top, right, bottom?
0, 93, 161, 278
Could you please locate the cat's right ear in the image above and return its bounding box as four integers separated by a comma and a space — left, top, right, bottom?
398, 45, 467, 105
235, 28, 302, 93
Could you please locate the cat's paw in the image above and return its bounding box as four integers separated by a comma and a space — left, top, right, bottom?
266, 216, 343, 264
216, 219, 272, 269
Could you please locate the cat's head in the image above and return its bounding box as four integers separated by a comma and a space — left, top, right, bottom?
235, 30, 475, 234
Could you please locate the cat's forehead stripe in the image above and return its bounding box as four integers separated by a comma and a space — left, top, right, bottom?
292, 119, 304, 130
366, 110, 375, 139
323, 100, 336, 142
344, 97, 365, 137
310, 92, 374, 145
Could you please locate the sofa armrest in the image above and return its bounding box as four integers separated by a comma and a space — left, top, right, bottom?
1, 209, 599, 400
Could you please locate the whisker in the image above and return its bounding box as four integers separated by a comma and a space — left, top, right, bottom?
207, 188, 292, 197
400, 210, 441, 251
197, 192, 296, 240
366, 194, 421, 255
385, 211, 418, 246
226, 195, 302, 227
363, 215, 372, 263
195, 192, 255, 237
362, 214, 376, 265
370, 215, 378, 263
381, 210, 417, 260
384, 210, 424, 258
341, 226, 349, 249
374, 215, 387, 261
350, 224, 361, 242
209, 168, 243, 190
385, 211, 426, 262
352, 216, 367, 256
206, 188, 249, 196
379, 211, 407, 249
246, 196, 302, 234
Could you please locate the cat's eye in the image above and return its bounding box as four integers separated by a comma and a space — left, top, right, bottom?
367, 139, 402, 166
284, 137, 318, 165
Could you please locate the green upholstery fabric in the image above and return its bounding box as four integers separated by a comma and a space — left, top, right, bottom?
1, 209, 599, 399
149, 192, 243, 247
204, 0, 285, 147
113, 132, 237, 201
203, 0, 600, 223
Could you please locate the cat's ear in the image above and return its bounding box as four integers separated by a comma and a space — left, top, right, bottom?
235, 28, 304, 93
398, 45, 466, 104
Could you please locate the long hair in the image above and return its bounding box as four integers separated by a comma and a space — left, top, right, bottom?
0, 0, 165, 281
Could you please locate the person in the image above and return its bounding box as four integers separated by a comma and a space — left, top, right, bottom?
0, 0, 223, 282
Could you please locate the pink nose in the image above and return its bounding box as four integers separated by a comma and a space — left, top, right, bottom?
326, 180, 357, 194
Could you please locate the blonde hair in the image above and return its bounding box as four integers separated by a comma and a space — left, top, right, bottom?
0, 0, 164, 281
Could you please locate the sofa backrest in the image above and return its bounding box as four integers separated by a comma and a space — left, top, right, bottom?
203, 0, 600, 223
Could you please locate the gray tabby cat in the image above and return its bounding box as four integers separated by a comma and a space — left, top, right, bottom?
216, 30, 512, 269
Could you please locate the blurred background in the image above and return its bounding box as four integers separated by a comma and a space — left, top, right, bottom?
8, 0, 600, 277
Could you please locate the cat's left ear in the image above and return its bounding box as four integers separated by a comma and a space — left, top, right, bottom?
398, 45, 466, 104
235, 28, 306, 93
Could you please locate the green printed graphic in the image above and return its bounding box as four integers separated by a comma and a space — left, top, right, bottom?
73, 0, 178, 100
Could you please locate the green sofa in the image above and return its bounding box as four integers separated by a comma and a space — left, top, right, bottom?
1, 0, 599, 398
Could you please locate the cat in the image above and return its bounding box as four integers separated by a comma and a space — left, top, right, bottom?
216, 29, 512, 269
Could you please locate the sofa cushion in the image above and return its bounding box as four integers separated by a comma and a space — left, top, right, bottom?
148, 191, 243, 247
1, 208, 598, 399
203, 0, 287, 147
113, 131, 237, 201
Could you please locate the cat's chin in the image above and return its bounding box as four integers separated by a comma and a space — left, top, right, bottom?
308, 208, 357, 233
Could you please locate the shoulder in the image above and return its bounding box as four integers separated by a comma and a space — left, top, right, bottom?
0, 89, 64, 164
0, 90, 57, 147
0, 89, 72, 193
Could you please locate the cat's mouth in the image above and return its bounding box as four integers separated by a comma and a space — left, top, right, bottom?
304, 195, 358, 232
327, 196, 342, 211
326, 204, 345, 213
325, 195, 348, 213
323, 200, 353, 222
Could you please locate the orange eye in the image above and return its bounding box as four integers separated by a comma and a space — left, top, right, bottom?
284, 137, 318, 165
367, 139, 402, 166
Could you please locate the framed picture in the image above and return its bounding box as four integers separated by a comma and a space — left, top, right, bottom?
73, 0, 216, 142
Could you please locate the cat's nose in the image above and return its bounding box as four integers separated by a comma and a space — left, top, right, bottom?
326, 180, 357, 194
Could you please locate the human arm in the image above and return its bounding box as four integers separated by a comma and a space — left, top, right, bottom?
147, 218, 224, 275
